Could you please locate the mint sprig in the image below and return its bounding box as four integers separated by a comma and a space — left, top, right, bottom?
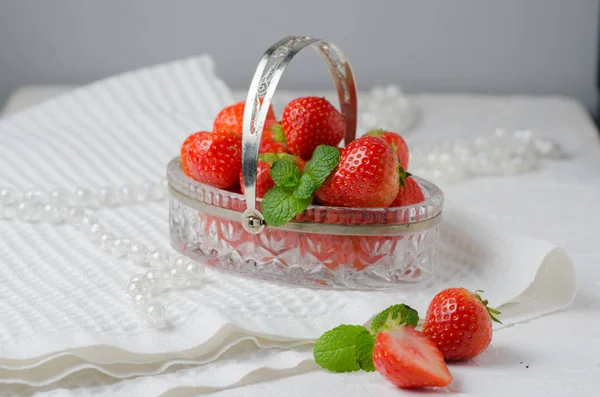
313, 325, 369, 373
313, 304, 420, 373
262, 187, 312, 227
261, 145, 340, 226
270, 160, 301, 189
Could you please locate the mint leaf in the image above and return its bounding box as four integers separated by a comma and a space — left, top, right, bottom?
313, 325, 368, 373
262, 186, 311, 226
370, 304, 419, 334
270, 160, 301, 189
355, 331, 376, 372
304, 145, 340, 186
269, 123, 286, 142
293, 174, 317, 199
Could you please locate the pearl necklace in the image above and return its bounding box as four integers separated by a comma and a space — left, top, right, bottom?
0, 179, 205, 328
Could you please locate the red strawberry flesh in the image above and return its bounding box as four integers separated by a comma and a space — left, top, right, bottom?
373, 326, 453, 389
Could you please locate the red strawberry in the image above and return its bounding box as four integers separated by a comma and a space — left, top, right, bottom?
183, 130, 242, 189
390, 176, 425, 207
239, 153, 305, 198
373, 325, 453, 389
281, 97, 345, 159
260, 122, 289, 154
366, 129, 410, 170
180, 131, 206, 177
213, 99, 276, 135
422, 288, 501, 361
315, 136, 399, 208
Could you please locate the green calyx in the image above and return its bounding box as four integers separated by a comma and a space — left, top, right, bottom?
473, 289, 503, 324
261, 145, 340, 227
370, 304, 419, 334
269, 123, 286, 142
365, 128, 386, 137
398, 165, 411, 186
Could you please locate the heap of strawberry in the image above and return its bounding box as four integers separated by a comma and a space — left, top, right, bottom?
180, 96, 424, 226
313, 288, 502, 389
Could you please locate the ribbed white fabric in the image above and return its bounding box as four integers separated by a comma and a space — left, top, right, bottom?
0, 57, 577, 394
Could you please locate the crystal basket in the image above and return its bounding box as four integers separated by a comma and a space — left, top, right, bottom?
167, 36, 444, 290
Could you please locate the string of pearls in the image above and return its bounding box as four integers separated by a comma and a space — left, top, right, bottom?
0, 180, 206, 328
409, 129, 564, 185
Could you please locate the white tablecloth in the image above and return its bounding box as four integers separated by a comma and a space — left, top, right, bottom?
4, 88, 600, 396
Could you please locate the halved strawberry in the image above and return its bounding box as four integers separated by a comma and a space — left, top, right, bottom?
373, 326, 453, 389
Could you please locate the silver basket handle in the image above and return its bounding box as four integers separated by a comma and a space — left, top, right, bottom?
241, 36, 358, 234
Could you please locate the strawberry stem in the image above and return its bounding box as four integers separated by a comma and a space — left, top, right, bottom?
473, 289, 503, 324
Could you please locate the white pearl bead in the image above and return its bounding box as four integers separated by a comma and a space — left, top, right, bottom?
1, 205, 17, 220
17, 202, 41, 223
41, 204, 66, 224
74, 188, 98, 208
145, 270, 165, 293
184, 262, 206, 286
87, 224, 104, 241
24, 189, 48, 205
129, 273, 150, 287
81, 211, 99, 225
167, 267, 187, 289
173, 257, 187, 270
98, 187, 121, 208
130, 293, 149, 307
146, 302, 167, 328
129, 242, 149, 266
66, 207, 85, 228
98, 233, 116, 252
126, 280, 151, 297
118, 184, 136, 205
111, 238, 131, 258
136, 181, 155, 202
150, 184, 166, 201
0, 188, 21, 206
149, 250, 171, 270
49, 188, 73, 207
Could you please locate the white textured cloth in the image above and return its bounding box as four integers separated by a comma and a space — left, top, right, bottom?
0, 57, 578, 394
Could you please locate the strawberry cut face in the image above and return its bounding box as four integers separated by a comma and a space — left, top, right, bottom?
373, 326, 453, 389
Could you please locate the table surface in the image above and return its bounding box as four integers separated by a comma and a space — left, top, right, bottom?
3, 87, 600, 397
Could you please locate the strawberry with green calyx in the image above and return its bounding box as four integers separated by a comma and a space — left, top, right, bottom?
181, 130, 241, 189
213, 99, 277, 135
390, 174, 425, 207
239, 153, 304, 198
281, 97, 345, 160
315, 136, 400, 208
366, 129, 410, 170
313, 303, 453, 388
261, 145, 340, 226
422, 288, 502, 361
260, 121, 289, 154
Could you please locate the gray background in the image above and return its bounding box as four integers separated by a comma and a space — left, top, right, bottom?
0, 0, 598, 113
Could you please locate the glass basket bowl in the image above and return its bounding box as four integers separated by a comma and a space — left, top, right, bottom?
167, 36, 445, 290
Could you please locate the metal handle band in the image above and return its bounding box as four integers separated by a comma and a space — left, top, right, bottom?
240, 36, 358, 234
